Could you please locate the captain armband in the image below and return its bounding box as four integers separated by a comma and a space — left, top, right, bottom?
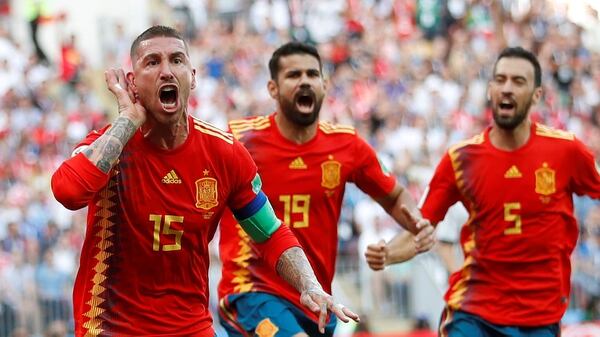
233, 191, 281, 243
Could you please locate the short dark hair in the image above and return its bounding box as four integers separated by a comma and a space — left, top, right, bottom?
268, 42, 322, 80
494, 47, 542, 87
130, 25, 188, 61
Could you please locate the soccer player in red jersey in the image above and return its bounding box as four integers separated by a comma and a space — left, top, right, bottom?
365, 47, 600, 336
51, 26, 358, 337
217, 42, 435, 337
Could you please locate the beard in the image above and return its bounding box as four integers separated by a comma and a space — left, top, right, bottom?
492, 94, 533, 130
279, 91, 323, 127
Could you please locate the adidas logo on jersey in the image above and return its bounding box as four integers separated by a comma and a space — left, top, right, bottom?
162, 170, 182, 184
289, 157, 307, 169
504, 165, 522, 179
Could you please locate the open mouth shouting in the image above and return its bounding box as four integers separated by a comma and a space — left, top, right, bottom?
159, 84, 179, 112
498, 97, 516, 115
295, 90, 315, 114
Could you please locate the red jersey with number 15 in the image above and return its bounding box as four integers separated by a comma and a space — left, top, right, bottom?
218, 113, 396, 322
420, 123, 600, 326
52, 116, 269, 337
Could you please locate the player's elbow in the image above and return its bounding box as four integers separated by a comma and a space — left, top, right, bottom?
51, 169, 88, 210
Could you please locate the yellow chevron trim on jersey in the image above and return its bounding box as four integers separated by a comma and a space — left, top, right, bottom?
448, 133, 485, 154
448, 133, 484, 191
535, 123, 574, 141
191, 118, 234, 144
318, 121, 356, 134
83, 174, 119, 337
193, 118, 233, 136
193, 125, 234, 144
447, 255, 475, 308
504, 165, 522, 179
229, 116, 270, 128
229, 117, 271, 140
229, 123, 271, 140
231, 224, 254, 293
229, 122, 271, 133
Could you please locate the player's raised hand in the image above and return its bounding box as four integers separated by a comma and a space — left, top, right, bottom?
399, 205, 435, 253
299, 287, 359, 333
104, 68, 146, 126
365, 239, 388, 271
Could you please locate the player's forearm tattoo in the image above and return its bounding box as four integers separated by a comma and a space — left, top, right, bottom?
83, 116, 137, 173
276, 247, 321, 293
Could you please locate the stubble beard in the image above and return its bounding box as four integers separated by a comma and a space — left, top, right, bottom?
492, 95, 533, 130
280, 96, 323, 127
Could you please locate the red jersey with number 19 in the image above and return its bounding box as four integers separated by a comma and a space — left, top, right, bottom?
51, 116, 295, 337
218, 113, 396, 322
420, 123, 600, 326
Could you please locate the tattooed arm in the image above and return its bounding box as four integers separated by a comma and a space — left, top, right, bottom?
50, 69, 146, 209
82, 117, 139, 173
276, 247, 360, 333
83, 69, 146, 173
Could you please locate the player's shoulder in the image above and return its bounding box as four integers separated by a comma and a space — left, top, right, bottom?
228, 115, 272, 140
191, 116, 234, 145
448, 132, 486, 154
534, 123, 575, 142
318, 120, 356, 137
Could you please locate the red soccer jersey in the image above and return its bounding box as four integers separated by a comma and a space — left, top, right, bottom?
421, 123, 600, 326
218, 113, 397, 322
52, 116, 274, 337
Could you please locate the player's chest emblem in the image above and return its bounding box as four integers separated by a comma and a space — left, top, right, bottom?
535, 162, 555, 196
195, 169, 219, 210
289, 156, 307, 169
321, 155, 341, 189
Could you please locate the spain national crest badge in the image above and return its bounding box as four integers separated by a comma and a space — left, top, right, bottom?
195, 177, 219, 210
535, 162, 556, 196
321, 156, 341, 189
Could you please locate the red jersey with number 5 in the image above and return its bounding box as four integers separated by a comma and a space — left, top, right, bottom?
218, 113, 396, 322
420, 123, 600, 326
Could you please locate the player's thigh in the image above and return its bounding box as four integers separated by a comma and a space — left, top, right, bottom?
521, 323, 560, 337
439, 308, 559, 337
439, 308, 490, 337
218, 293, 305, 337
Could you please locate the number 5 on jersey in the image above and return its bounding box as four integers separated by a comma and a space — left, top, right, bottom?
149, 214, 184, 251
503, 203, 522, 235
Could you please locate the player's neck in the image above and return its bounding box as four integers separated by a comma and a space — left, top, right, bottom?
489, 119, 531, 151
142, 114, 189, 150
274, 113, 318, 145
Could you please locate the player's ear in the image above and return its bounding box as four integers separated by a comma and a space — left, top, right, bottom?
531, 86, 542, 105
126, 72, 138, 95
267, 79, 278, 99
191, 68, 197, 90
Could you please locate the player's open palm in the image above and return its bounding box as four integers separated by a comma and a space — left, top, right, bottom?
300, 287, 359, 333
104, 68, 146, 127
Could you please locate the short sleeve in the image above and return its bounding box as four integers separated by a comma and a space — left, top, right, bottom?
419, 152, 463, 224
570, 138, 600, 199
227, 139, 260, 210
349, 136, 396, 198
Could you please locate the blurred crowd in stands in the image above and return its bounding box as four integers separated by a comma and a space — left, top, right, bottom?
0, 0, 599, 336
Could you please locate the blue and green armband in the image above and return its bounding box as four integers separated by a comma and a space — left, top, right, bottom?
233, 191, 281, 243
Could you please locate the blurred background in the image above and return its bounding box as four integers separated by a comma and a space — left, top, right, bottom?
0, 0, 599, 336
